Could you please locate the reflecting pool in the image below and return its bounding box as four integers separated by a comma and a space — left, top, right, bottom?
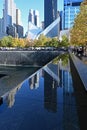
0, 53, 80, 130
0, 66, 40, 96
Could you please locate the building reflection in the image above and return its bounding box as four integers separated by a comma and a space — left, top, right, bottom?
44, 71, 58, 112
6, 89, 16, 108
58, 58, 69, 87
62, 70, 77, 129
43, 58, 65, 113
58, 61, 77, 129
0, 97, 3, 106
29, 72, 40, 90
5, 84, 22, 108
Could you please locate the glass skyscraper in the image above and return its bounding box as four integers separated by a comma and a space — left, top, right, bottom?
3, 0, 16, 33
2, 0, 23, 37
58, 0, 83, 30
64, 0, 83, 29
44, 0, 57, 28
28, 9, 40, 27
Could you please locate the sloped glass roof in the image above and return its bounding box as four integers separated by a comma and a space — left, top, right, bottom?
37, 17, 60, 39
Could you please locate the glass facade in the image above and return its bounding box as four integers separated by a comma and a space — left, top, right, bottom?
64, 0, 83, 29
64, 5, 80, 29
37, 17, 60, 39
44, 0, 57, 28
59, 0, 83, 30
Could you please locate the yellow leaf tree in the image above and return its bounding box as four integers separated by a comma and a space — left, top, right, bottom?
70, 0, 87, 46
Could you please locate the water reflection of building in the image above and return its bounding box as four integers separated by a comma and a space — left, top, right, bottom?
6, 84, 22, 108
44, 71, 57, 112
6, 89, 16, 108
40, 69, 44, 78
58, 58, 73, 93
58, 59, 64, 87
29, 72, 40, 89
57, 58, 77, 128
58, 58, 70, 87
0, 97, 3, 106
63, 70, 76, 128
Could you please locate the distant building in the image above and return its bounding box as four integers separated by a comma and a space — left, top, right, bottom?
26, 17, 60, 40
64, 0, 83, 29
34, 10, 40, 27
41, 21, 44, 30
44, 0, 57, 28
26, 22, 42, 40
16, 25, 23, 38
16, 9, 22, 25
0, 18, 4, 33
57, 0, 64, 30
37, 17, 60, 39
3, 0, 16, 33
6, 25, 17, 37
58, 0, 83, 30
28, 9, 34, 25
28, 9, 40, 27
0, 18, 7, 38
16, 9, 23, 37
27, 9, 41, 39
0, 0, 23, 38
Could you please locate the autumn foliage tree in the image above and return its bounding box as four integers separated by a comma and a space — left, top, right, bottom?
0, 36, 13, 47
70, 0, 87, 46
34, 34, 50, 47
0, 36, 26, 48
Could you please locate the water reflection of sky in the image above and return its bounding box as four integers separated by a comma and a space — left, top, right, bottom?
0, 54, 80, 130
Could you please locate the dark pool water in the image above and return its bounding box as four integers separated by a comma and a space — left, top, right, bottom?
0, 54, 80, 130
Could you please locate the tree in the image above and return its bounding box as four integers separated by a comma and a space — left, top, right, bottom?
7, 36, 13, 47
34, 34, 50, 46
0, 36, 7, 47
24, 38, 34, 47
59, 35, 69, 47
70, 1, 87, 46
45, 37, 58, 47
13, 38, 25, 48
0, 36, 13, 47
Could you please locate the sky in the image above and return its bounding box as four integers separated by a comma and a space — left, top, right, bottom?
0, 0, 44, 34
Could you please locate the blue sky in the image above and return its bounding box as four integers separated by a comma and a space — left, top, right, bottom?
0, 0, 44, 34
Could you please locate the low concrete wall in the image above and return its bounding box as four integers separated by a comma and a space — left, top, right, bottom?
69, 52, 87, 91
0, 51, 61, 66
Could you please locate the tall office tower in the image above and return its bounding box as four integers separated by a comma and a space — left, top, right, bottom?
16, 9, 23, 38
28, 9, 35, 25
28, 9, 40, 27
0, 18, 4, 33
44, 0, 57, 28
2, 0, 23, 37
16, 9, 22, 25
3, 0, 16, 33
64, 0, 83, 29
34, 10, 40, 27
41, 21, 44, 29
58, 0, 64, 30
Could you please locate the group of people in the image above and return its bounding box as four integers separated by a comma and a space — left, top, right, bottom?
72, 46, 85, 56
